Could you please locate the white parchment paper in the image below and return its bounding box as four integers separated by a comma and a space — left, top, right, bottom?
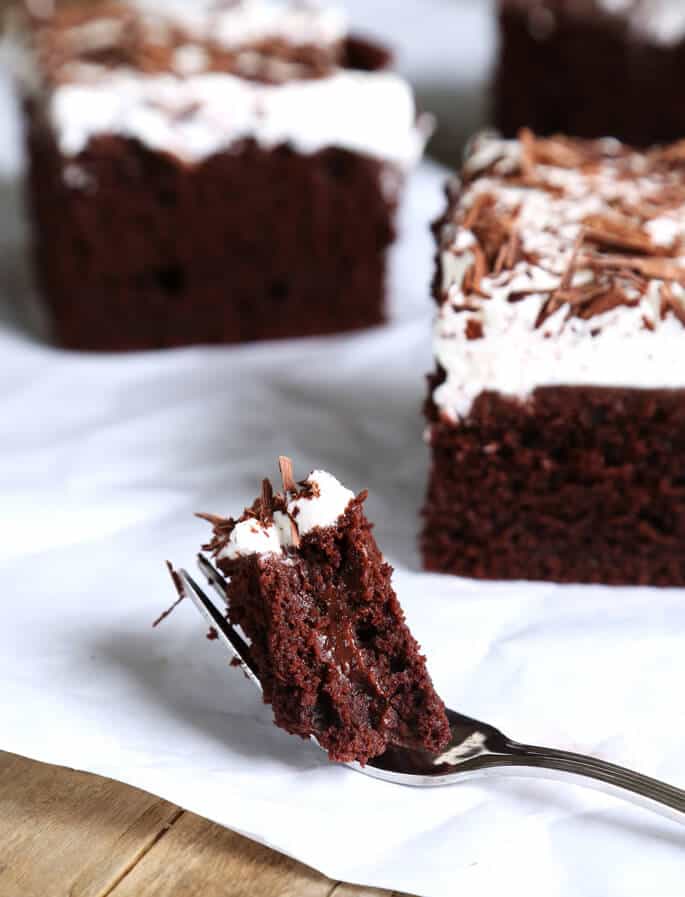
0, 71, 683, 896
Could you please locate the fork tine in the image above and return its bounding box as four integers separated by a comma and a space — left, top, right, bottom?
178, 568, 263, 693
197, 553, 229, 600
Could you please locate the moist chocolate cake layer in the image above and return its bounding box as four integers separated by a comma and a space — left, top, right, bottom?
27, 123, 395, 350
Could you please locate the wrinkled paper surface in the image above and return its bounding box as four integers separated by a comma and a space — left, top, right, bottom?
0, 73, 683, 897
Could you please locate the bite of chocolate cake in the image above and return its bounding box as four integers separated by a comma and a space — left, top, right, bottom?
200, 458, 450, 765
424, 129, 685, 586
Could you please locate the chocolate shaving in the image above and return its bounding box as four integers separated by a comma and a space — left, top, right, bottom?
197, 512, 236, 557
30, 2, 343, 87
463, 192, 495, 230
504, 227, 522, 269
520, 131, 592, 170
278, 455, 297, 493
463, 256, 489, 298
493, 243, 509, 277
471, 244, 488, 291
518, 127, 536, 177
502, 175, 565, 198
534, 295, 563, 329
449, 302, 481, 313
579, 253, 685, 285
153, 562, 186, 627
259, 478, 274, 522
195, 512, 226, 526
455, 129, 685, 337
661, 282, 685, 326
289, 517, 301, 549
582, 214, 657, 255
576, 286, 635, 320
553, 283, 612, 306
559, 228, 586, 291
465, 319, 484, 340
509, 287, 553, 305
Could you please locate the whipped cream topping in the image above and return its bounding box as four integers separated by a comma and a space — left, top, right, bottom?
433, 132, 685, 421
14, 0, 426, 169
224, 517, 283, 558
48, 68, 425, 166
133, 0, 347, 51
220, 470, 355, 560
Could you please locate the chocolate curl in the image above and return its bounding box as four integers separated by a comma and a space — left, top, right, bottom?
195, 512, 226, 526
260, 478, 274, 519
277, 456, 301, 546
661, 282, 685, 326
579, 253, 685, 285
153, 562, 186, 627
582, 214, 656, 255
463, 192, 494, 230
289, 517, 301, 549
503, 226, 521, 269
278, 455, 297, 493
559, 227, 586, 292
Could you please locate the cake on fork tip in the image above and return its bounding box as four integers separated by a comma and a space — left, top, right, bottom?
199, 458, 450, 765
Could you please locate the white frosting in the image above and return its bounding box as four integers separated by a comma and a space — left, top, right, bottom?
48, 68, 424, 166
134, 0, 347, 52
433, 134, 685, 421
219, 470, 355, 560
287, 470, 355, 537
224, 518, 283, 558
17, 0, 424, 168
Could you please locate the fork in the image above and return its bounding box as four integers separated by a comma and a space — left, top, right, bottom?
178, 555, 685, 826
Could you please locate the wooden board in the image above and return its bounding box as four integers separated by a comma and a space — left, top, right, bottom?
0, 752, 404, 897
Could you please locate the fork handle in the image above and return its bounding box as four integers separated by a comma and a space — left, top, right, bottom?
485, 742, 685, 823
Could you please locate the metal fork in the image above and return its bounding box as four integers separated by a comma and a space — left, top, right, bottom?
178, 555, 685, 826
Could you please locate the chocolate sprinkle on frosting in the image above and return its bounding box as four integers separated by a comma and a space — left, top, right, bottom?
443, 130, 685, 332
20, 0, 345, 87
432, 129, 685, 421
278, 455, 297, 493
197, 457, 348, 558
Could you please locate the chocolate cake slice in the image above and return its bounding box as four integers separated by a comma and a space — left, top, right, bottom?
424, 130, 685, 585
9, 0, 426, 350
201, 459, 450, 764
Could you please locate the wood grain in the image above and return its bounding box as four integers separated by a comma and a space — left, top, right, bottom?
0, 752, 400, 897
0, 752, 180, 897
110, 813, 334, 897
